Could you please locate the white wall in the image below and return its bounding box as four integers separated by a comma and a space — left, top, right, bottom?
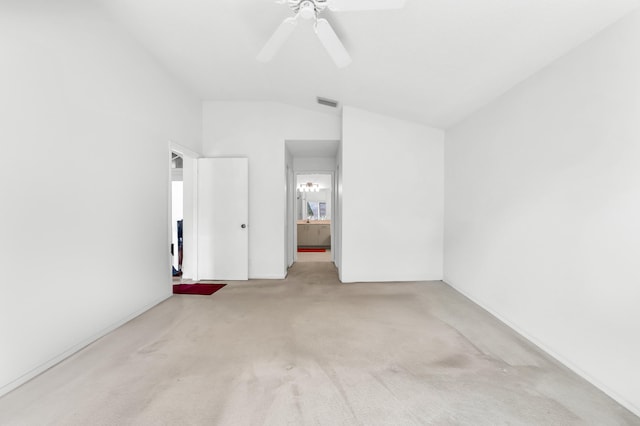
0, 1, 201, 396
445, 9, 640, 415
341, 107, 444, 282
335, 144, 343, 272
202, 102, 341, 278
293, 157, 337, 171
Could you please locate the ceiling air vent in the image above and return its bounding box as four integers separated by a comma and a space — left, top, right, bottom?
317, 97, 339, 108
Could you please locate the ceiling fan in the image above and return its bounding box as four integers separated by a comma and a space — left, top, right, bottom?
257, 0, 406, 68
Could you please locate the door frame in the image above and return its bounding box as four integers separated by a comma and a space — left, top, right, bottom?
285, 164, 295, 269
290, 170, 335, 264
169, 141, 201, 282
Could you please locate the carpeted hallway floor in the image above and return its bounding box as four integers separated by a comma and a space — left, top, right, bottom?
0, 262, 637, 425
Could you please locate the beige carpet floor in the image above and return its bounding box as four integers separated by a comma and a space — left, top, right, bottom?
0, 262, 637, 425
295, 248, 332, 263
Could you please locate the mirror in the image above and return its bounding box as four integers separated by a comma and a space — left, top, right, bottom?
305, 200, 327, 220
297, 173, 332, 221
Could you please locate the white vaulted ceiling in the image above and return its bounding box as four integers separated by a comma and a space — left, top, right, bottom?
100, 0, 640, 128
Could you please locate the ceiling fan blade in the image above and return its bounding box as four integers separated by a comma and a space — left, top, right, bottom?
327, 0, 405, 12
315, 18, 352, 68
257, 17, 298, 62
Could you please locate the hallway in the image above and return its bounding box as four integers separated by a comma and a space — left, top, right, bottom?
0, 263, 636, 425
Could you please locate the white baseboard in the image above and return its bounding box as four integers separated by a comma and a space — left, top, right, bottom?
0, 294, 171, 398
443, 278, 640, 418
248, 274, 287, 280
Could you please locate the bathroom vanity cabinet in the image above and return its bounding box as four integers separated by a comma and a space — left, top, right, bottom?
297, 222, 331, 247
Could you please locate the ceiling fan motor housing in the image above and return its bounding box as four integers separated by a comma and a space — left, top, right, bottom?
289, 0, 328, 19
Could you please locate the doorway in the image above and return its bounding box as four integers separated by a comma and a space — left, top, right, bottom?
284, 140, 339, 271
169, 142, 200, 283
170, 152, 184, 280
295, 173, 333, 263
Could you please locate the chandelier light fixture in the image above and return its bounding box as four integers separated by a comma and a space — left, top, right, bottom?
298, 182, 320, 192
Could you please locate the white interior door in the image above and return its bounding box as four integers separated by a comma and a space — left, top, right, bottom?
197, 158, 248, 280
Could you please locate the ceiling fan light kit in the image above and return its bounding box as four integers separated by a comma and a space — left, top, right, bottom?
299, 1, 317, 19
258, 0, 405, 68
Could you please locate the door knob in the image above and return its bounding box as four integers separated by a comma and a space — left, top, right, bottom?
241, 224, 247, 229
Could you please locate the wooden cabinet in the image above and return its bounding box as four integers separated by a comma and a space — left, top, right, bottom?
318, 225, 330, 246
297, 224, 312, 246
297, 223, 331, 247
